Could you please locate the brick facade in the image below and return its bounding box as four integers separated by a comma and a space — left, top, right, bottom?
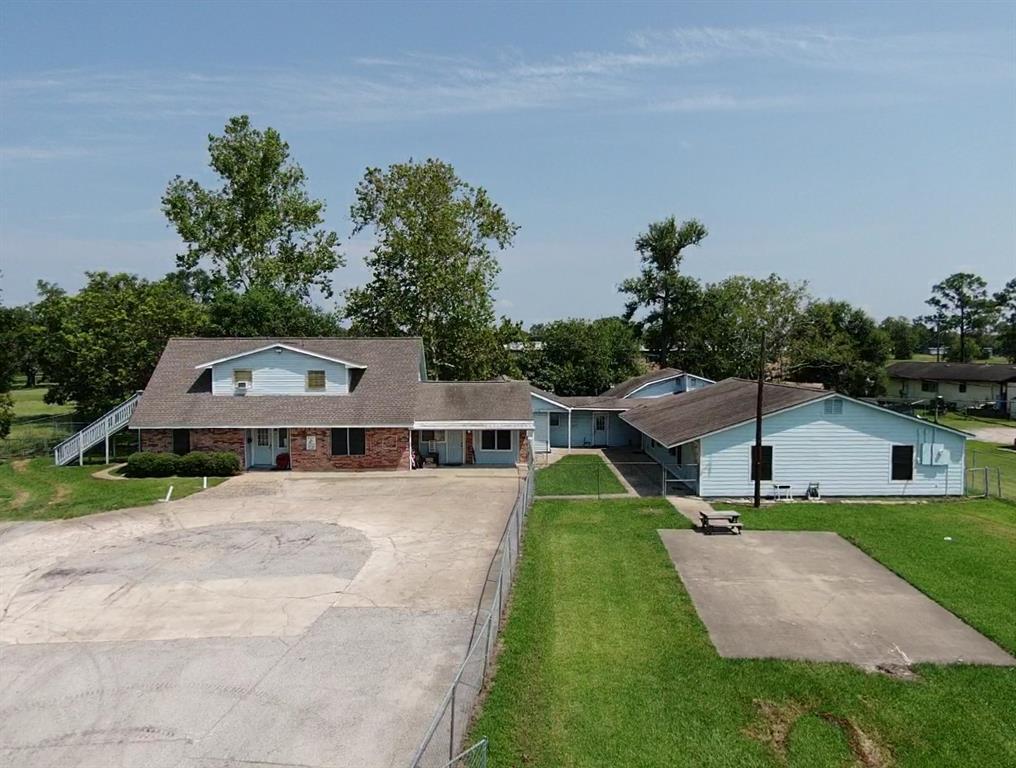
140, 428, 246, 467
465, 430, 475, 465
289, 427, 410, 471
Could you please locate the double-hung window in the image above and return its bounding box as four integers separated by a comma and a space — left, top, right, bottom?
480, 430, 512, 451
331, 428, 366, 456
307, 370, 326, 391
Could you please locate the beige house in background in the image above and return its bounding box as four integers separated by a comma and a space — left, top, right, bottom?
886, 361, 1016, 417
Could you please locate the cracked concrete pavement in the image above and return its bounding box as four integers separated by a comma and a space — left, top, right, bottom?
0, 469, 520, 767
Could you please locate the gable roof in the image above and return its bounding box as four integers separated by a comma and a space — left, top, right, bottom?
602, 368, 685, 398
886, 361, 1016, 383
194, 342, 367, 370
132, 337, 424, 428
619, 378, 829, 447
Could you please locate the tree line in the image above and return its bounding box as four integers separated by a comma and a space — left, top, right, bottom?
1, 114, 1013, 433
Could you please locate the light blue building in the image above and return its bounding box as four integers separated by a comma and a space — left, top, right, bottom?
530, 368, 714, 452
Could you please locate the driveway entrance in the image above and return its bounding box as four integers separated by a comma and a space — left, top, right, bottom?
0, 470, 520, 768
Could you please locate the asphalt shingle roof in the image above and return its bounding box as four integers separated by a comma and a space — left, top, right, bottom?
619, 378, 829, 447
130, 337, 527, 428
886, 361, 1016, 383
602, 367, 685, 398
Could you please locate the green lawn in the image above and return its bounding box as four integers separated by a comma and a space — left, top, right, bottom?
0, 457, 225, 521
471, 498, 1016, 767
931, 411, 1014, 432
967, 440, 1016, 500
8, 385, 76, 418
535, 454, 626, 496
2, 385, 81, 458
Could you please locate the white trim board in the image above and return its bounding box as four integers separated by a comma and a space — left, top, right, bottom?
194, 343, 367, 370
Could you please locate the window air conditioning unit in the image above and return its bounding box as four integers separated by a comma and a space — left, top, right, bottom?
234, 381, 250, 395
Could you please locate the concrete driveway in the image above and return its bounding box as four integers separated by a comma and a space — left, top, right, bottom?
0, 470, 520, 768
659, 529, 1013, 669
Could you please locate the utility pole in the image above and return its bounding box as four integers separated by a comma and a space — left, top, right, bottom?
753, 330, 765, 509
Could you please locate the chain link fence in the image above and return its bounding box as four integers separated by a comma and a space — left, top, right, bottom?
408, 462, 534, 768
0, 415, 85, 459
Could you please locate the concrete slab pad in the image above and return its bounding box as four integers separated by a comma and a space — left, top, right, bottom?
0, 470, 520, 768
658, 529, 1014, 668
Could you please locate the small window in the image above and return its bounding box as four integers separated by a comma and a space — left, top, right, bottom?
750, 445, 773, 482
921, 380, 938, 393
481, 430, 512, 451
307, 370, 326, 391
233, 369, 252, 386
172, 429, 190, 455
594, 415, 606, 431
891, 445, 914, 481
958, 383, 967, 393
824, 398, 843, 415
331, 427, 367, 456
277, 428, 288, 449
256, 428, 271, 447
549, 413, 560, 427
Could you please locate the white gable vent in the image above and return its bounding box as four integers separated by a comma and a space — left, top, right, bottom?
824, 398, 843, 415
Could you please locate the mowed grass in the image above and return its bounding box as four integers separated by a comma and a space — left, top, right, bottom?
736, 499, 1016, 652
0, 457, 224, 521
471, 498, 1016, 767
8, 385, 76, 418
967, 440, 1016, 500
534, 454, 627, 496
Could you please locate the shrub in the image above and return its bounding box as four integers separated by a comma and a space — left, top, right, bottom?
126, 451, 179, 477
177, 451, 240, 477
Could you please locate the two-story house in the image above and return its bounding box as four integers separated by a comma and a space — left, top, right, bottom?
129, 337, 534, 470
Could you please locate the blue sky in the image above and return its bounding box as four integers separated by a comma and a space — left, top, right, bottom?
1, 1, 1014, 323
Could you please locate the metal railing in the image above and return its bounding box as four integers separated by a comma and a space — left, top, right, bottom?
409, 464, 534, 767
53, 392, 141, 466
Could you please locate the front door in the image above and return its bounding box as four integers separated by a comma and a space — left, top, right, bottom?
252, 428, 274, 466
444, 430, 464, 465
593, 413, 608, 446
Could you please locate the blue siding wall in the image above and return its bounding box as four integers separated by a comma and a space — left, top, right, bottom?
608, 413, 639, 447
530, 394, 568, 412
211, 349, 349, 396
698, 397, 966, 497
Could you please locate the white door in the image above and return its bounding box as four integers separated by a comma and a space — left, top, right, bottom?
593, 413, 608, 446
252, 428, 274, 466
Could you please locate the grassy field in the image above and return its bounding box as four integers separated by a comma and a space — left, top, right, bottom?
930, 411, 1014, 432
1, 385, 81, 457
535, 454, 626, 496
966, 440, 1016, 499
471, 498, 1016, 767
0, 457, 224, 521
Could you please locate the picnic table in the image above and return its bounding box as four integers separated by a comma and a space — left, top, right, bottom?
699, 510, 742, 535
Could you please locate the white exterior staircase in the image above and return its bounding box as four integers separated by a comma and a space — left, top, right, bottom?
53, 392, 143, 466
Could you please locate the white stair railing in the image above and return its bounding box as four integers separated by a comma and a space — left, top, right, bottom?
53, 392, 142, 466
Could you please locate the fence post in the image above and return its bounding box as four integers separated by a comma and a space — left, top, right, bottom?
449, 686, 456, 760
997, 469, 1002, 499
984, 467, 989, 498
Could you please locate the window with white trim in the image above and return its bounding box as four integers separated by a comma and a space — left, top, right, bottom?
824, 398, 843, 415
234, 369, 252, 386
307, 370, 326, 391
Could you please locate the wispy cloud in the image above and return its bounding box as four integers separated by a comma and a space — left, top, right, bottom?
0, 25, 1005, 130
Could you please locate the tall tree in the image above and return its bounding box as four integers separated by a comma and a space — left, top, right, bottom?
344, 159, 519, 379
524, 317, 645, 396
620, 217, 707, 366
788, 300, 891, 396
163, 115, 343, 298
925, 273, 994, 363
680, 274, 808, 380
994, 277, 1016, 362
203, 286, 344, 337
36, 273, 207, 419
879, 316, 920, 360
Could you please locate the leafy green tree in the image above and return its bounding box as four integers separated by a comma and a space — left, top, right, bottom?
203, 286, 344, 337
879, 316, 920, 360
36, 273, 207, 419
524, 317, 645, 396
993, 277, 1016, 362
163, 115, 343, 298
344, 159, 518, 379
0, 392, 12, 440
925, 273, 995, 362
620, 217, 707, 366
788, 301, 891, 396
